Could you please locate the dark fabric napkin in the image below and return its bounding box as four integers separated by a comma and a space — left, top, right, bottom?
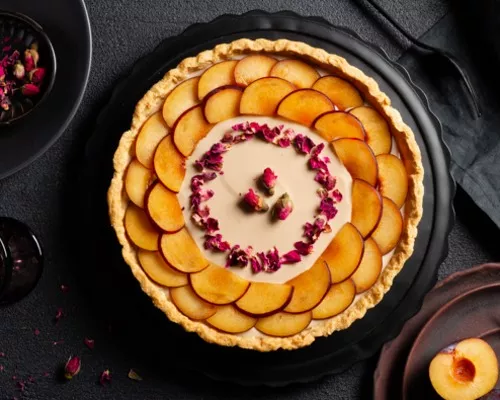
395, 0, 500, 228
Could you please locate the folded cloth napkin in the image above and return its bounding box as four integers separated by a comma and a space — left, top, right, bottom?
397, 0, 500, 228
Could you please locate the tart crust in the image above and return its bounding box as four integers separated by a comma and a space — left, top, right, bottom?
108, 38, 424, 351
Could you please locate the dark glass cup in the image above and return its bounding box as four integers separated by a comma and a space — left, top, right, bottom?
0, 217, 43, 305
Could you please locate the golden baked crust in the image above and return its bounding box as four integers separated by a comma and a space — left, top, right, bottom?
108, 38, 424, 351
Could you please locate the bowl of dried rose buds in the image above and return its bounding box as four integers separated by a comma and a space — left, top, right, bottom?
0, 10, 56, 125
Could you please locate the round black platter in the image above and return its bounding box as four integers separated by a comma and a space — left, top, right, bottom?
0, 0, 91, 179
79, 11, 454, 387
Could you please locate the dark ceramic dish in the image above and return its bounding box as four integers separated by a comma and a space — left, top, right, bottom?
374, 263, 500, 400
0, 0, 91, 180
0, 10, 56, 125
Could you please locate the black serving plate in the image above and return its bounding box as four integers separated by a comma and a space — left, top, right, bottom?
79, 11, 454, 386
0, 0, 91, 179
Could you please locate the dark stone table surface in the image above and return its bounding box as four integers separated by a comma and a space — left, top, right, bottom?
1, 0, 498, 398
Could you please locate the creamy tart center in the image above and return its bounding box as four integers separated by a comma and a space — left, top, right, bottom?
178, 116, 353, 284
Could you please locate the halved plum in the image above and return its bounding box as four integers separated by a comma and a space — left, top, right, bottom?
236, 282, 293, 317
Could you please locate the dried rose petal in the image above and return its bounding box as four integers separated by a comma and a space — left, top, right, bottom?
319, 197, 339, 220
266, 247, 282, 271
314, 170, 336, 190
84, 338, 95, 350
128, 369, 143, 381
226, 245, 251, 267
278, 137, 291, 148
311, 143, 325, 157
204, 234, 230, 252
281, 250, 301, 264
0, 365, 4, 372
294, 134, 316, 154
17, 380, 25, 391
0, 352, 5, 357
249, 256, 263, 273
54, 307, 64, 323
309, 156, 329, 172
304, 217, 327, 243
99, 369, 111, 386
331, 189, 343, 203
34, 328, 40, 336
272, 193, 293, 221
21, 83, 40, 96
260, 167, 278, 195
294, 241, 314, 255
53, 340, 64, 346
204, 217, 219, 233
64, 356, 81, 380
0, 66, 5, 81
60, 284, 69, 293
221, 132, 233, 143
259, 124, 280, 142
243, 189, 268, 212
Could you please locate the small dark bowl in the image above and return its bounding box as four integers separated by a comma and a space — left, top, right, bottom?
0, 10, 57, 125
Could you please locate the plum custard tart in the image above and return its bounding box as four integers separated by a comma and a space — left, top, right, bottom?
108, 38, 424, 352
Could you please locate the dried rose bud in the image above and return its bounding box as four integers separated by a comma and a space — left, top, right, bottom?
13, 62, 25, 80
84, 338, 94, 350
260, 168, 278, 195
0, 97, 10, 111
243, 189, 268, 212
21, 83, 40, 97
99, 369, 111, 385
64, 356, 81, 380
24, 50, 34, 72
29, 68, 45, 84
273, 193, 294, 221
